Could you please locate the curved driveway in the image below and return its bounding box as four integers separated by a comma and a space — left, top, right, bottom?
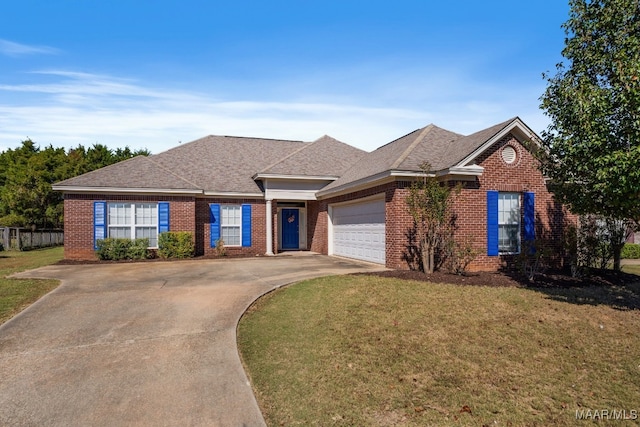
0, 254, 384, 426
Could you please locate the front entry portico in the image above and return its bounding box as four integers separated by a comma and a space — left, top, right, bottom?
259, 176, 332, 255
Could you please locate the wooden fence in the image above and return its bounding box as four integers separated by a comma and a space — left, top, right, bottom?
1, 227, 64, 251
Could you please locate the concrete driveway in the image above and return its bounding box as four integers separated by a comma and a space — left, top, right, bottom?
0, 254, 385, 427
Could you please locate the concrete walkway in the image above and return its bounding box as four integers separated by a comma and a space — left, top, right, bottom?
0, 254, 385, 427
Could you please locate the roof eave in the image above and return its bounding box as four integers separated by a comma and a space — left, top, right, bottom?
435, 165, 485, 177
52, 185, 203, 196
252, 173, 339, 181
389, 170, 436, 178
317, 171, 393, 199
316, 170, 437, 199
455, 117, 540, 167
202, 191, 265, 198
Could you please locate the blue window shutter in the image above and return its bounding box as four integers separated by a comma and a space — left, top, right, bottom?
524, 192, 535, 241
94, 201, 107, 250
210, 204, 220, 248
487, 191, 499, 256
242, 204, 252, 247
158, 202, 170, 234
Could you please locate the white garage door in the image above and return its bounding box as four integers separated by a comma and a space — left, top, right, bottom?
332, 198, 385, 264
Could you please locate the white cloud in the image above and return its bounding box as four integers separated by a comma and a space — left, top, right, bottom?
0, 69, 548, 154
0, 39, 60, 57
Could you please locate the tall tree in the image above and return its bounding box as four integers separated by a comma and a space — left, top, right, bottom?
538, 0, 640, 270
0, 144, 67, 228
0, 140, 149, 229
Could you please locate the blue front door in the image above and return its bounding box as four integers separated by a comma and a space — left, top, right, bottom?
282, 209, 299, 250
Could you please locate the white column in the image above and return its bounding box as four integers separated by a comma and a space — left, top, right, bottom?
265, 199, 274, 255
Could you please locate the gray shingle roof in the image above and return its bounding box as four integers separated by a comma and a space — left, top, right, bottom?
55, 118, 522, 196
258, 135, 367, 177
320, 118, 519, 194
438, 117, 517, 167
320, 124, 462, 193
54, 134, 364, 194
149, 135, 305, 193
54, 155, 201, 190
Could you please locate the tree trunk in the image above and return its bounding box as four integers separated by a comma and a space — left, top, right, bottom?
428, 248, 435, 274
421, 244, 428, 273
421, 242, 435, 274
613, 244, 622, 271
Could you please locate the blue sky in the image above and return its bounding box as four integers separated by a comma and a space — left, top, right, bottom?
0, 1, 570, 154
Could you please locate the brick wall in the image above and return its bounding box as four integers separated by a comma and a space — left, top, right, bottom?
63, 194, 196, 260
307, 200, 327, 254
63, 197, 94, 260
62, 194, 281, 260
195, 198, 265, 257
452, 134, 575, 271
385, 182, 415, 269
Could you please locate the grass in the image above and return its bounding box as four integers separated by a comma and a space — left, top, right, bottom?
0, 247, 63, 325
238, 274, 640, 426
622, 264, 640, 276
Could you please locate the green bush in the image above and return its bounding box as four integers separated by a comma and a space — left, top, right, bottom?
113, 238, 130, 260
158, 232, 195, 259
96, 238, 150, 260
128, 238, 151, 260
621, 243, 640, 259
96, 238, 115, 260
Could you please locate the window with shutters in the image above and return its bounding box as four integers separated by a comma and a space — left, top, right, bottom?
498, 193, 520, 253
210, 203, 250, 248
107, 203, 158, 247
221, 205, 242, 246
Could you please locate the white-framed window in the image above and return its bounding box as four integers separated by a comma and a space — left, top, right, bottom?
498, 193, 520, 253
221, 205, 241, 246
108, 203, 158, 247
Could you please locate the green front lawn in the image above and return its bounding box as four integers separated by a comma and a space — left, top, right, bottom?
0, 247, 63, 324
623, 264, 640, 276
238, 274, 640, 426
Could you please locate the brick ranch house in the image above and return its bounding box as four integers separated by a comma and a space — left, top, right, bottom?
53, 117, 570, 271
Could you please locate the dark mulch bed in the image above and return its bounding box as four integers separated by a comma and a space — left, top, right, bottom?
361, 268, 640, 288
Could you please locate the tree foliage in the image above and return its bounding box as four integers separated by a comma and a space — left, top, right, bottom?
538, 0, 640, 221
0, 140, 149, 229
406, 164, 459, 274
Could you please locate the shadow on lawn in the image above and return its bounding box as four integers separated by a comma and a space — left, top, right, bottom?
530, 281, 640, 311
504, 268, 640, 311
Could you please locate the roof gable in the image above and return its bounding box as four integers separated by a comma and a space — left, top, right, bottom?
320, 125, 462, 193
394, 125, 464, 171
318, 117, 539, 197
319, 128, 427, 192
257, 135, 367, 178
453, 117, 539, 167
